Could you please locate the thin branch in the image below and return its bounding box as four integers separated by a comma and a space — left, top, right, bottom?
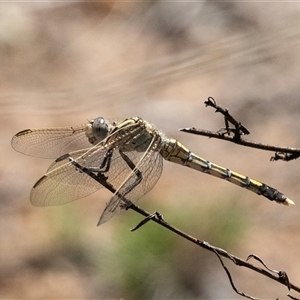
213, 249, 259, 300
204, 96, 250, 138
127, 203, 300, 296
288, 294, 300, 300
271, 152, 300, 162
247, 254, 291, 291
179, 127, 300, 155
180, 97, 300, 161
69, 143, 300, 299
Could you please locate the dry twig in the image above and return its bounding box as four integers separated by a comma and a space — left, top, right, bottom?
68, 100, 300, 299
69, 157, 300, 300
180, 97, 300, 161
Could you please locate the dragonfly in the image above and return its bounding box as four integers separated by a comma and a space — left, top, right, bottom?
11, 117, 294, 225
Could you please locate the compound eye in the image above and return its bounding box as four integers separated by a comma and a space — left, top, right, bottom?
92, 117, 109, 142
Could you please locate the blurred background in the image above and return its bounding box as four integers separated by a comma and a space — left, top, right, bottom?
1, 1, 300, 299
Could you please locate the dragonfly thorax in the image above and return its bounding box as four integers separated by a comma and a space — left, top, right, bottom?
113, 117, 160, 153
123, 131, 154, 152
85, 117, 110, 145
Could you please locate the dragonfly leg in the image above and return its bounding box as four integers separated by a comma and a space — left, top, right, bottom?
69, 156, 115, 193
119, 150, 143, 197
99, 148, 113, 172
69, 156, 133, 203
79, 148, 114, 174
69, 156, 133, 224
94, 148, 114, 180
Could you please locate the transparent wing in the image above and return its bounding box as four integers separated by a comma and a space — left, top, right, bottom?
46, 149, 90, 173
28, 117, 164, 223
98, 135, 163, 225
30, 148, 121, 206
11, 124, 93, 159
30, 160, 102, 206
30, 140, 155, 207
29, 119, 143, 206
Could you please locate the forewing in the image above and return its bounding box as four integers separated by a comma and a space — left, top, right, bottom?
11, 124, 93, 159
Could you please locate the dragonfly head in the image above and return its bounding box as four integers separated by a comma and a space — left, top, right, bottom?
86, 117, 110, 145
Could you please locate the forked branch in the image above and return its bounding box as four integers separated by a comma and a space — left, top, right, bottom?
69, 100, 300, 299
128, 203, 299, 300
180, 97, 300, 161
70, 157, 300, 300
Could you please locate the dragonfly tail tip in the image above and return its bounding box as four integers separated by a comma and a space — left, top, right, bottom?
282, 198, 295, 206
286, 198, 295, 206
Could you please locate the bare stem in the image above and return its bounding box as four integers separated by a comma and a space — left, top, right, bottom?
128, 202, 300, 298
180, 97, 300, 161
